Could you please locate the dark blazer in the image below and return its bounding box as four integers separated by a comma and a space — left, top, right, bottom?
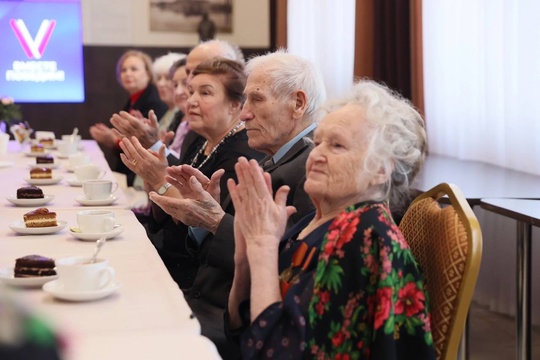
115, 84, 168, 186
184, 135, 315, 358
166, 129, 204, 166
150, 129, 264, 289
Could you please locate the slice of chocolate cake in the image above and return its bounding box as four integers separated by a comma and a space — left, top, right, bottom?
36, 155, 54, 164
17, 186, 44, 199
23, 208, 57, 228
14, 255, 56, 278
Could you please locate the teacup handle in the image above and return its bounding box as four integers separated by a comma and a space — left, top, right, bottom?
111, 182, 118, 193
103, 217, 115, 232
98, 267, 116, 289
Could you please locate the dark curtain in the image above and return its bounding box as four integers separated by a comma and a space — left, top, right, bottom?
373, 0, 411, 99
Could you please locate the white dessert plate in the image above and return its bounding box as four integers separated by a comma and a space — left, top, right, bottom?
74, 194, 118, 206
65, 177, 82, 187
24, 176, 63, 185
68, 225, 124, 241
6, 195, 55, 206
0, 160, 14, 168
28, 161, 59, 169
43, 279, 121, 302
0, 268, 58, 288
24, 150, 50, 157
9, 220, 67, 235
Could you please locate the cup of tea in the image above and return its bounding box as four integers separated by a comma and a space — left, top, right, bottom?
77, 209, 115, 233
75, 164, 106, 182
82, 179, 118, 200
69, 153, 91, 168
57, 140, 78, 156
0, 133, 9, 156
55, 256, 115, 292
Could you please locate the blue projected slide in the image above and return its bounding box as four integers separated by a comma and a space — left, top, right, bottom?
0, 0, 84, 102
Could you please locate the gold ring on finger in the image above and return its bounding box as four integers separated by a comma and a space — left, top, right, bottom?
132, 159, 138, 166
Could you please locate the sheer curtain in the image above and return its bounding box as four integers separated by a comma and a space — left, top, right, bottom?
423, 0, 540, 325
423, 0, 540, 176
287, 0, 356, 99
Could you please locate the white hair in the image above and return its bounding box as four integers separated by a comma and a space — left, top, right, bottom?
244, 50, 326, 121
322, 79, 427, 210
152, 52, 186, 75
197, 39, 245, 65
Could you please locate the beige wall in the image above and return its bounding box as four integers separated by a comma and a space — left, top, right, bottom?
81, 0, 269, 47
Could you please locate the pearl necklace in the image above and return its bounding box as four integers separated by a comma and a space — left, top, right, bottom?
190, 121, 244, 169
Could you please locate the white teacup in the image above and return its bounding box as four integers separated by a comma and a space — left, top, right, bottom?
57, 140, 78, 156
75, 164, 106, 182
69, 153, 91, 168
77, 209, 116, 233
55, 256, 115, 292
0, 133, 9, 156
82, 179, 118, 200
61, 134, 81, 144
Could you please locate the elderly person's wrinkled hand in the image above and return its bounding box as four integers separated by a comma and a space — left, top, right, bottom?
89, 123, 121, 148
149, 175, 226, 233
159, 129, 175, 146
227, 157, 296, 258
166, 165, 224, 203
110, 109, 159, 149
118, 136, 168, 189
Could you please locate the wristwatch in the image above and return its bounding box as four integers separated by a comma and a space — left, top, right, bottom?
157, 182, 172, 195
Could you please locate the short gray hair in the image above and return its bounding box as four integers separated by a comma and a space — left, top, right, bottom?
322, 79, 427, 210
198, 39, 245, 65
245, 50, 326, 120
152, 52, 186, 76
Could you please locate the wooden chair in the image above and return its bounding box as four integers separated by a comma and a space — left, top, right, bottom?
399, 183, 482, 360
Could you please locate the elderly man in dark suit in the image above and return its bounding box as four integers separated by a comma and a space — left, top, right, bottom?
149, 50, 326, 359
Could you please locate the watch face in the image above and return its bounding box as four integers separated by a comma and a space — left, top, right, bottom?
158, 183, 170, 195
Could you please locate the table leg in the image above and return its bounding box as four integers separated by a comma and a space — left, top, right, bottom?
516, 222, 531, 360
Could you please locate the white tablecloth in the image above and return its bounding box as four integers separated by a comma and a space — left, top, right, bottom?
0, 140, 221, 359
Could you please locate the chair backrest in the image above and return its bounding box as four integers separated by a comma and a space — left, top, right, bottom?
399, 183, 482, 360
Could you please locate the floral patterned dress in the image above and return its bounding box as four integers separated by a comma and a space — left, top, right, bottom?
240, 201, 436, 359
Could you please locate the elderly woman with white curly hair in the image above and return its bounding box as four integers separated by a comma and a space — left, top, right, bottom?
226, 79, 436, 359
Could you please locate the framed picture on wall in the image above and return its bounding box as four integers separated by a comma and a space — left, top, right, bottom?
149, 0, 232, 35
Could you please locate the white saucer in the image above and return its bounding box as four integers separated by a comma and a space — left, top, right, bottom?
6, 195, 55, 206
9, 220, 67, 235
24, 150, 50, 157
68, 225, 124, 241
0, 160, 14, 168
0, 268, 58, 288
74, 195, 118, 206
24, 176, 63, 185
43, 279, 121, 302
28, 161, 59, 169
65, 177, 82, 186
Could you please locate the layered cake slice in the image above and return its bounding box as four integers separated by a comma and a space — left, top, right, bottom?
14, 255, 56, 278
17, 185, 44, 199
23, 208, 57, 228
30, 168, 52, 179
30, 144, 45, 153
39, 138, 55, 147
36, 155, 54, 164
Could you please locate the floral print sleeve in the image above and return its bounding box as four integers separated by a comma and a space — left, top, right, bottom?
240, 202, 435, 360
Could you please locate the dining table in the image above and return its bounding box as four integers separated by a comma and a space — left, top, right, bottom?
0, 139, 221, 359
